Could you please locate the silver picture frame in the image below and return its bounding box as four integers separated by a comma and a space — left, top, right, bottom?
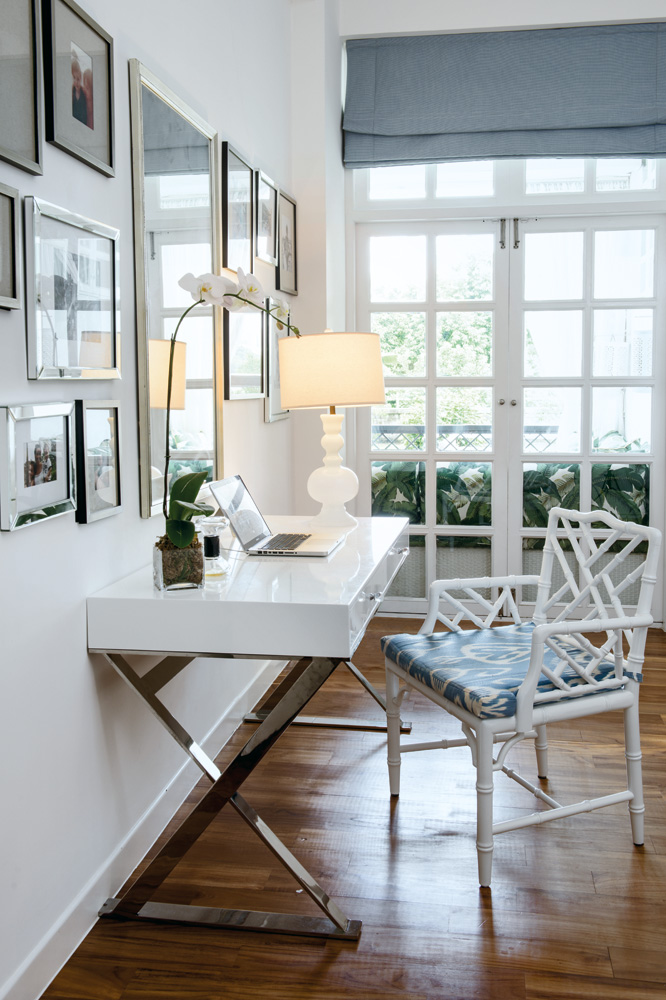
75, 398, 121, 522
0, 0, 43, 175
0, 401, 76, 531
0, 183, 21, 310
264, 298, 289, 422
255, 170, 278, 265
276, 191, 297, 295
24, 195, 120, 380
224, 308, 265, 400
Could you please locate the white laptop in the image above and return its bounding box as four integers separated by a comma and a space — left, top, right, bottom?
209, 475, 344, 557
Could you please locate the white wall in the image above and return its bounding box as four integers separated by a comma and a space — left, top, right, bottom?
0, 2, 297, 998
339, 0, 666, 36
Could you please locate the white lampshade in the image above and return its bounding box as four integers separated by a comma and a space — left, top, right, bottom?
149, 339, 186, 410
278, 332, 385, 410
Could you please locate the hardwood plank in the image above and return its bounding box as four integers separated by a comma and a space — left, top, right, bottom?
39, 622, 666, 999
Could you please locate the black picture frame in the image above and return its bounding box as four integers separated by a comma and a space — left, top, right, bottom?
42, 0, 114, 176
224, 308, 265, 400
263, 298, 289, 423
276, 191, 297, 295
222, 142, 253, 274
255, 170, 278, 265
24, 195, 121, 380
75, 398, 121, 522
0, 0, 43, 174
0, 183, 21, 310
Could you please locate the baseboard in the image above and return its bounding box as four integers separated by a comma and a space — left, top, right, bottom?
1, 659, 284, 1000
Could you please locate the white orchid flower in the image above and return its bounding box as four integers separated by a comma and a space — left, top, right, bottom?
178, 272, 236, 305
236, 267, 265, 307
273, 298, 290, 321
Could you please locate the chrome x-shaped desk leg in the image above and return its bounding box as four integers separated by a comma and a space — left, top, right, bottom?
244, 658, 412, 733
99, 652, 362, 940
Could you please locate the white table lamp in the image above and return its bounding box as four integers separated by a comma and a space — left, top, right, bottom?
278, 332, 385, 528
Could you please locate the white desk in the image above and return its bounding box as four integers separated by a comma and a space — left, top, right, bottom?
88, 516, 408, 940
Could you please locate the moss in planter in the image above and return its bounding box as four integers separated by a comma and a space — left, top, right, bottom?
155, 533, 204, 588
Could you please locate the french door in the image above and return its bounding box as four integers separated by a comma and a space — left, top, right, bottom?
355, 215, 664, 620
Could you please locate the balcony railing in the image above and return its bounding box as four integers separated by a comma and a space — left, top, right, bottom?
372, 424, 560, 452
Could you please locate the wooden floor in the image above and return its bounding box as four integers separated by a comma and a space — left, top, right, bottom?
42, 618, 666, 1000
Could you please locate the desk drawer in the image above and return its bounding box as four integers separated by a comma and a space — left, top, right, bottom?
349, 531, 409, 653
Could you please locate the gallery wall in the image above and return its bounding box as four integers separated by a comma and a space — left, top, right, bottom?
0, 1, 302, 998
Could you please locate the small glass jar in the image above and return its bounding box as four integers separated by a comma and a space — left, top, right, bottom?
153, 528, 205, 591
199, 516, 229, 584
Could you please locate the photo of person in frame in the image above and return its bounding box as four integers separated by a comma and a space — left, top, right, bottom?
23, 439, 59, 487
71, 42, 93, 129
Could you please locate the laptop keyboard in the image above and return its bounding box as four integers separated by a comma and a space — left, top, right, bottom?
259, 532, 311, 551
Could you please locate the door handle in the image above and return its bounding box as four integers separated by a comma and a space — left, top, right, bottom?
498, 398, 505, 405
510, 399, 517, 406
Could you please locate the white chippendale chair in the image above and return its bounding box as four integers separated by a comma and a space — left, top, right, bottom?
382, 508, 661, 887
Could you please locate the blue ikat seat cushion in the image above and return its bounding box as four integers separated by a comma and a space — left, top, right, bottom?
381, 622, 623, 720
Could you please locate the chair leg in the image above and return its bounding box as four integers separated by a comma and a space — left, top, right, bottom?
475, 726, 494, 887
534, 724, 549, 779
623, 698, 645, 846
385, 664, 402, 797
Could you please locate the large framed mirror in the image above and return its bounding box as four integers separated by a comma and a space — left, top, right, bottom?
129, 60, 223, 517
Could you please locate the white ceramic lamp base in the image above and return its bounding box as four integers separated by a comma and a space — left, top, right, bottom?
307, 411, 358, 528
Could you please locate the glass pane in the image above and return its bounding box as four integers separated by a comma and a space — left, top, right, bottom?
437, 312, 492, 377
370, 235, 426, 302
523, 463, 580, 528
525, 159, 585, 194
436, 234, 493, 301
593, 309, 653, 377
371, 461, 425, 524
595, 159, 656, 192
523, 387, 581, 453
368, 165, 426, 200
436, 537, 492, 597
160, 243, 211, 308
169, 387, 214, 455
593, 548, 644, 605
436, 462, 491, 526
159, 174, 210, 210
387, 534, 426, 598
436, 388, 493, 452
594, 230, 654, 299
522, 539, 577, 603
592, 387, 651, 453
371, 388, 426, 451
436, 161, 494, 198
592, 463, 649, 525
524, 232, 584, 301
163, 317, 213, 380
524, 311, 582, 377
372, 312, 426, 377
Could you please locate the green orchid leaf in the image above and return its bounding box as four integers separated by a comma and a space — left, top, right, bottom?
168, 470, 209, 521
177, 501, 215, 516
166, 518, 196, 548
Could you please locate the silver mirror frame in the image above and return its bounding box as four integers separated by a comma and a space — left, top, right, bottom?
128, 59, 224, 518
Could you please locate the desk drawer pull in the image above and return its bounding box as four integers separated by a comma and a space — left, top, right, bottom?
364, 591, 383, 602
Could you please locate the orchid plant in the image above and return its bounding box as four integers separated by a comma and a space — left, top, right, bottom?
160, 269, 298, 549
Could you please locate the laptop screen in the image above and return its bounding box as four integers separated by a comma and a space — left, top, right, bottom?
209, 476, 272, 551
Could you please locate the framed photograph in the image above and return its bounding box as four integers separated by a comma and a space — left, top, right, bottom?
75, 399, 121, 522
0, 402, 76, 531
0, 0, 43, 174
264, 298, 290, 423
222, 143, 253, 274
25, 195, 120, 380
255, 170, 278, 265
224, 308, 265, 400
276, 192, 297, 295
0, 183, 20, 310
42, 0, 114, 176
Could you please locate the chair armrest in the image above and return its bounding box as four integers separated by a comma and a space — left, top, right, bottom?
514, 613, 654, 731
422, 575, 539, 633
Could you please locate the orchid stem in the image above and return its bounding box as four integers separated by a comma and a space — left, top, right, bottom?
163, 297, 203, 521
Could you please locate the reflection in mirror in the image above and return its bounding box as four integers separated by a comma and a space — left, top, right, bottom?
129, 60, 221, 517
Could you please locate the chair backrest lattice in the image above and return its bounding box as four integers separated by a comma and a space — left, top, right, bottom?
530, 508, 661, 693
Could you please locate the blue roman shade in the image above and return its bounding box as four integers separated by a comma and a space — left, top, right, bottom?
343, 24, 666, 167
